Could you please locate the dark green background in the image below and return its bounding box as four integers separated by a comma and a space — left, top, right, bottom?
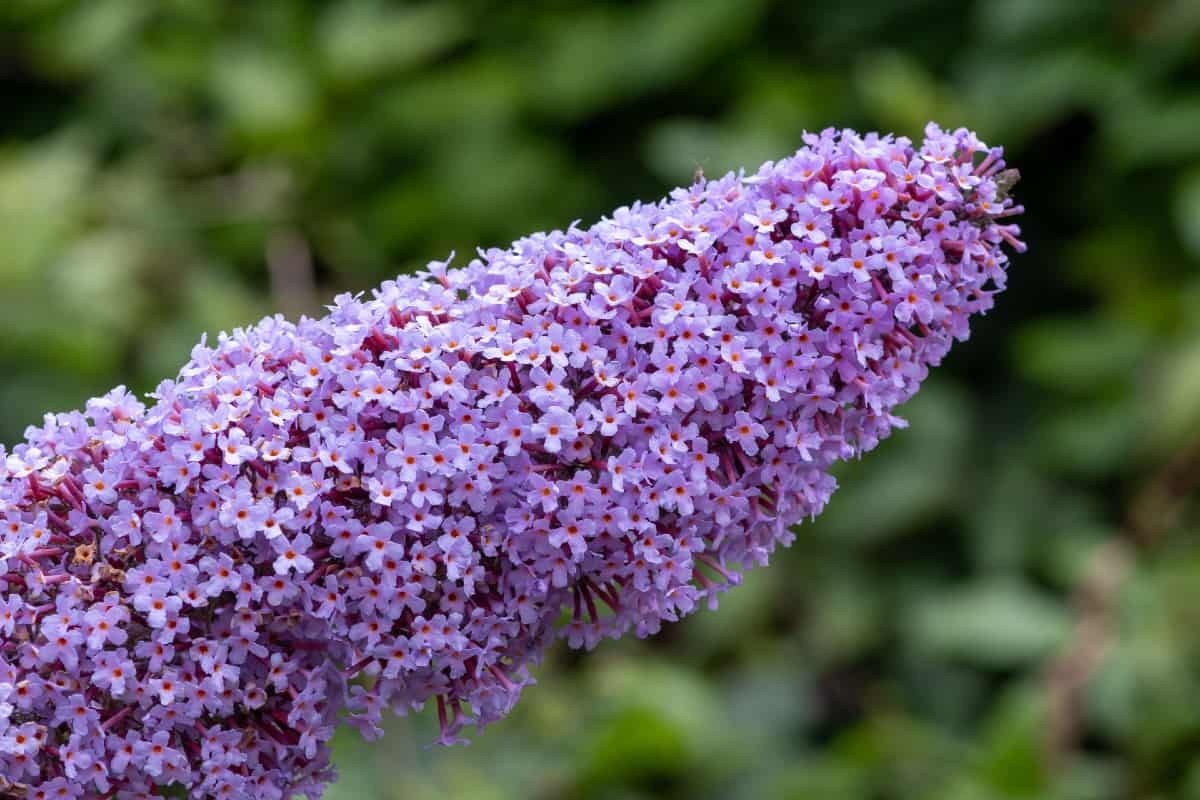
3, 1, 1200, 797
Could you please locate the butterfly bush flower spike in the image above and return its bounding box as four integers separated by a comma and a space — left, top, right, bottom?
0, 123, 1023, 799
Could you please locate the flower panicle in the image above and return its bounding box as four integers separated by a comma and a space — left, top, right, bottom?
0, 122, 1022, 799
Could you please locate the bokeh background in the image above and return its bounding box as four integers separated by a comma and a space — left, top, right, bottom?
3, 1, 1200, 798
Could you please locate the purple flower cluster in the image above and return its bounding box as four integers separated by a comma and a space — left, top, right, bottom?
0, 123, 1022, 799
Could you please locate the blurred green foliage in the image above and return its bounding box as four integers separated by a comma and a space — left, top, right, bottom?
3, 1, 1200, 798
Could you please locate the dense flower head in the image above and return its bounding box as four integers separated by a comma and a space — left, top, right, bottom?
0, 123, 1023, 798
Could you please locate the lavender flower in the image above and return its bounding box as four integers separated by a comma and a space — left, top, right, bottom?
0, 123, 1023, 799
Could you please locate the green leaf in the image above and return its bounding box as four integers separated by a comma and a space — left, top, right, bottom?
904, 578, 1070, 667
319, 1, 468, 85
1174, 169, 1200, 260
854, 51, 961, 140
210, 46, 317, 139
974, 685, 1048, 796
1013, 317, 1148, 394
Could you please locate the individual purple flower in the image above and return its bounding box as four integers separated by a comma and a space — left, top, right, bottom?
0, 123, 1022, 799
0, 594, 23, 637
143, 499, 182, 543
531, 406, 579, 453
217, 427, 258, 466
725, 410, 768, 455
91, 650, 136, 696
272, 533, 316, 576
